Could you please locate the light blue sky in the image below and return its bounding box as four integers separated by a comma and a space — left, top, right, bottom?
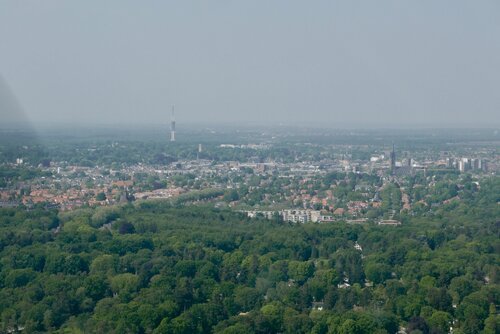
1, 1, 499, 127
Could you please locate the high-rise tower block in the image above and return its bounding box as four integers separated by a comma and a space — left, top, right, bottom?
390, 144, 396, 173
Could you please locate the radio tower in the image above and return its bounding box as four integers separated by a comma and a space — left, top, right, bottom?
170, 105, 176, 142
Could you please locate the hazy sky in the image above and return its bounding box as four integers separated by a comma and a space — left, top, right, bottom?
1, 1, 499, 127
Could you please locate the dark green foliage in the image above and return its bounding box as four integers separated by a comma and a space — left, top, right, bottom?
118, 221, 136, 235
0, 176, 499, 333
96, 192, 107, 201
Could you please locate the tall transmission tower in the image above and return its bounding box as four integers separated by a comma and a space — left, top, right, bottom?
170, 105, 176, 142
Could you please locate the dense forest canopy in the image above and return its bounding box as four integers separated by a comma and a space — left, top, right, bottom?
0, 177, 498, 333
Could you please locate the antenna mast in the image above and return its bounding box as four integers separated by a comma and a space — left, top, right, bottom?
170, 105, 176, 142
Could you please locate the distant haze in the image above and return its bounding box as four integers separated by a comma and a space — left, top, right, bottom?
1, 1, 499, 128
